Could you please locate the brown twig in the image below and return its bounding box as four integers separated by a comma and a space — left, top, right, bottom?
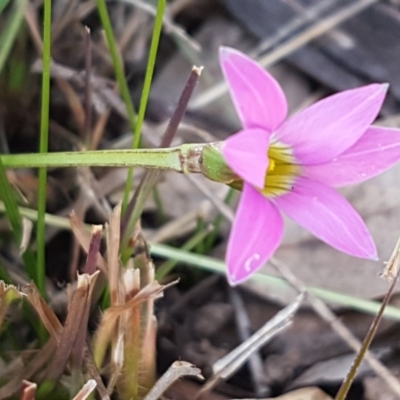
269, 258, 400, 399
120, 66, 202, 243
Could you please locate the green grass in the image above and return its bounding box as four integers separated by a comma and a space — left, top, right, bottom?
0, 0, 26, 73
0, 0, 36, 280
36, 0, 52, 296
121, 0, 166, 212
2, 198, 398, 321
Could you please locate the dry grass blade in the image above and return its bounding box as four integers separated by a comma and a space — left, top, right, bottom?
186, 175, 234, 222
132, 240, 157, 394
381, 234, 400, 280
213, 293, 304, 379
147, 207, 203, 243
264, 387, 333, 400
103, 204, 123, 393
70, 211, 108, 273
20, 217, 33, 255
93, 279, 174, 368
0, 340, 56, 399
20, 380, 36, 400
335, 239, 400, 400
270, 256, 400, 399
45, 271, 99, 382
23, 283, 63, 339
197, 294, 304, 400
120, 66, 202, 254
229, 289, 268, 397
144, 361, 204, 400
56, 79, 86, 135
72, 379, 97, 400
83, 225, 103, 275
106, 202, 121, 307
31, 59, 126, 119
71, 227, 102, 379
82, 347, 110, 400
119, 0, 200, 54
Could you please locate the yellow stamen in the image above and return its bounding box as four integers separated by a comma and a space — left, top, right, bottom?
268, 159, 276, 172
263, 142, 299, 198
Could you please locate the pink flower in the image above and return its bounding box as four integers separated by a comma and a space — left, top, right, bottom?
220, 47, 400, 285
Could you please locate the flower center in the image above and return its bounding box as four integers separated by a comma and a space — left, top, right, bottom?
263, 141, 299, 198
268, 159, 276, 172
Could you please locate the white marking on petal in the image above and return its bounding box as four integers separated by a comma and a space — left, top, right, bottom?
244, 253, 261, 272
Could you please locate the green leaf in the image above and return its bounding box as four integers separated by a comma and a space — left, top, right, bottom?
0, 155, 36, 278
0, 0, 26, 74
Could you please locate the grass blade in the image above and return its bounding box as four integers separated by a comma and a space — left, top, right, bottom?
0, 0, 10, 16
95, 0, 137, 178
36, 0, 52, 295
122, 0, 166, 211
0, 155, 36, 278
150, 244, 400, 321
0, 0, 26, 73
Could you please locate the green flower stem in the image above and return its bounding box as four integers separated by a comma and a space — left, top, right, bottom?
1, 142, 239, 189
1, 146, 196, 171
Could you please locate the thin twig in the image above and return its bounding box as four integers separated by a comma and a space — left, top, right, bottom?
269, 258, 400, 399
144, 361, 203, 400
161, 66, 203, 147
199, 294, 303, 397
335, 241, 400, 399
185, 175, 234, 222
229, 289, 270, 397
120, 66, 202, 246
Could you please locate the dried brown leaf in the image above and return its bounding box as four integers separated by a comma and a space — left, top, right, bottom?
93, 280, 174, 370
133, 244, 157, 393
46, 272, 100, 381
0, 340, 56, 399
82, 346, 111, 400
84, 225, 103, 275
70, 211, 108, 273
56, 79, 86, 135
112, 280, 174, 315
106, 203, 121, 306
381, 234, 400, 280
23, 284, 62, 339
144, 361, 203, 400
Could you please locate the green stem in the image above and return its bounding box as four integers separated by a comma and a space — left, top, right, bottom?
36, 0, 52, 296
95, 0, 137, 130
123, 0, 166, 212
0, 145, 202, 171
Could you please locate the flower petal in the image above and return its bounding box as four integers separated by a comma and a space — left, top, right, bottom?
227, 183, 283, 285
303, 126, 400, 187
223, 128, 270, 189
219, 47, 288, 131
273, 177, 377, 259
273, 84, 388, 164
